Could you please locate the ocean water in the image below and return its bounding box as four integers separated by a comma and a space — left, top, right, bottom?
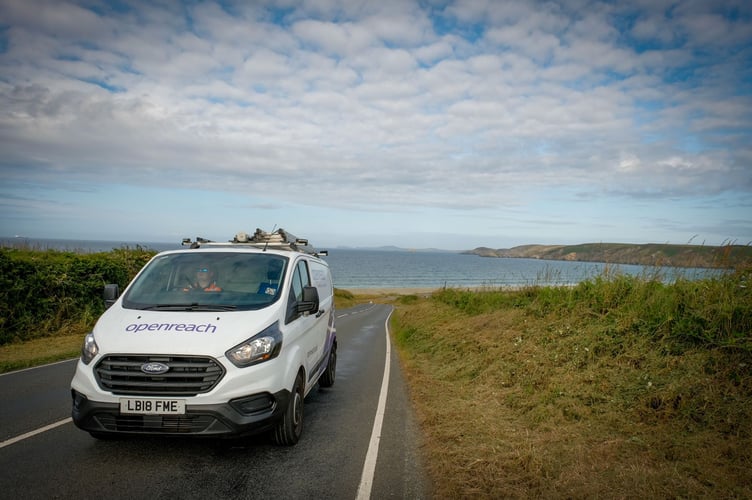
323, 249, 717, 289
1, 237, 720, 289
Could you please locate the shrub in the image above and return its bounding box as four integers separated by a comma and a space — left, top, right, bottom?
0, 247, 155, 345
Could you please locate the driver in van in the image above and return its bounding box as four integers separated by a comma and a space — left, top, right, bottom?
184, 265, 222, 292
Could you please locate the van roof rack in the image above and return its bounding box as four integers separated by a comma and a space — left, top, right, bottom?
182, 228, 328, 257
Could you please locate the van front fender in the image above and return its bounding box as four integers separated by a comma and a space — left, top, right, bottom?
278, 343, 307, 394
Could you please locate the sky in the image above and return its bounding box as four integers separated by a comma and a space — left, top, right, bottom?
1, 0, 751, 251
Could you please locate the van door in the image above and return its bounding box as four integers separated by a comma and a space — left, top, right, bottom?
285, 259, 327, 389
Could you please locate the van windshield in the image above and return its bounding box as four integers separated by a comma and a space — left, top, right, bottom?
122, 252, 287, 311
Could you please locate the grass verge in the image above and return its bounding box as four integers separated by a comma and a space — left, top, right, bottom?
391, 272, 751, 498
0, 334, 82, 373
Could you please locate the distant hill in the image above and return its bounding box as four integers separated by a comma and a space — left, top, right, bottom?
463, 243, 752, 269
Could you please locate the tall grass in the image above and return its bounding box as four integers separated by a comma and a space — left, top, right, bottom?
393, 266, 752, 498
433, 265, 752, 352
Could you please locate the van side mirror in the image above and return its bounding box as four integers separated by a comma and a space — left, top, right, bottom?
296, 286, 320, 315
104, 284, 120, 308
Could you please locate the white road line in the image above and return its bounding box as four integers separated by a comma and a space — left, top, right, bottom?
356, 307, 393, 500
0, 417, 72, 449
337, 303, 378, 320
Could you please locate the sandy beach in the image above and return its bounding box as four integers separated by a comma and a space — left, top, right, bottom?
347, 287, 439, 295
344, 284, 531, 295
345, 285, 504, 295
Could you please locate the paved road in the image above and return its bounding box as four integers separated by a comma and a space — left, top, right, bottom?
0, 303, 428, 499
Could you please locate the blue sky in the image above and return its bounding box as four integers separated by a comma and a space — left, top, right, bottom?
1, 0, 750, 250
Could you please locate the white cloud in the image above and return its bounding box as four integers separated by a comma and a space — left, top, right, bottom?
0, 0, 750, 247
292, 19, 375, 56
413, 40, 455, 65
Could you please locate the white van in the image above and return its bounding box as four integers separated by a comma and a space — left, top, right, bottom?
70, 229, 336, 445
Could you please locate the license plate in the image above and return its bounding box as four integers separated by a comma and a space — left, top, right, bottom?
119, 398, 186, 415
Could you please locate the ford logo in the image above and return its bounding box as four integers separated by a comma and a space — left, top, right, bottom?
141, 362, 170, 375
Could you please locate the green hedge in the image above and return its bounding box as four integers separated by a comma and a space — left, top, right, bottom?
0, 247, 155, 345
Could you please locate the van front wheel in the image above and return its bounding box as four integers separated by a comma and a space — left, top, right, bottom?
273, 372, 304, 446
319, 345, 336, 388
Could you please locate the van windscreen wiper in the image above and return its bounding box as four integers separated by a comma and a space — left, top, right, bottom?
139, 303, 237, 311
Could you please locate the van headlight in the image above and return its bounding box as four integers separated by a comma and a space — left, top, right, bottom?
81, 332, 99, 365
226, 322, 282, 367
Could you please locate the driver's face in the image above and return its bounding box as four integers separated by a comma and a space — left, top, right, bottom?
196, 267, 212, 283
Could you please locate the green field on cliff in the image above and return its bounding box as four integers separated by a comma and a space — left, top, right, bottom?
465, 242, 752, 268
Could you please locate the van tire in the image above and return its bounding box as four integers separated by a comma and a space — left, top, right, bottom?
319, 345, 336, 388
273, 372, 304, 446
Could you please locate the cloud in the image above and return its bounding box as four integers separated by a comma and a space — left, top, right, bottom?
0, 0, 750, 246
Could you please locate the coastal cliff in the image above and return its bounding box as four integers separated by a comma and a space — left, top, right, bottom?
463, 243, 752, 268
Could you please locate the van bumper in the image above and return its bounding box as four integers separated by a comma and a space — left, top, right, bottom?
71, 389, 290, 438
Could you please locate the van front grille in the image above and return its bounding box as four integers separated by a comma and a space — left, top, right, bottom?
95, 355, 225, 396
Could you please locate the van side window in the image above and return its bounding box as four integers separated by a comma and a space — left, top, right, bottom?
287, 260, 311, 323
292, 261, 310, 301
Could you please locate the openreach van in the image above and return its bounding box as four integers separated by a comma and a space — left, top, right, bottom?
70, 229, 336, 445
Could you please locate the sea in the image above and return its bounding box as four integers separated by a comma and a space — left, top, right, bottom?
1, 237, 722, 289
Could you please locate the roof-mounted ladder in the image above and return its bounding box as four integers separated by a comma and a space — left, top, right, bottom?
182, 228, 327, 256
